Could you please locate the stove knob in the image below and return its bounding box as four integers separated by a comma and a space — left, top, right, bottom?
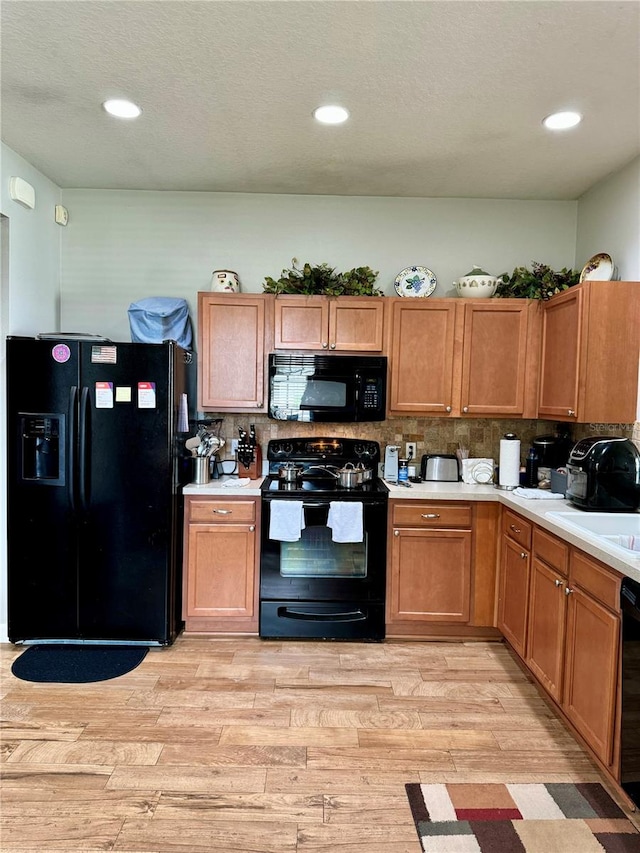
354, 443, 365, 456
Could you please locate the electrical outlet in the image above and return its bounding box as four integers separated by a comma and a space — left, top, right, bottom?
231, 439, 239, 453
405, 442, 417, 460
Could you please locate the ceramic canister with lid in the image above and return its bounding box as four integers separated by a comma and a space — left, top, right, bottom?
498, 433, 520, 490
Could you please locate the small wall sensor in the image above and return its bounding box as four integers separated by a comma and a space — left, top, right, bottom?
9, 176, 36, 209
55, 205, 69, 226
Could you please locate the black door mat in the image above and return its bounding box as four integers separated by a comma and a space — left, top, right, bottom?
11, 644, 148, 683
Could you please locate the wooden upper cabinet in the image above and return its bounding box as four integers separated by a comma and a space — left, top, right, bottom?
538, 287, 583, 420
538, 280, 640, 423
460, 301, 538, 417
388, 300, 460, 415
274, 296, 385, 352
387, 297, 539, 417
198, 293, 272, 411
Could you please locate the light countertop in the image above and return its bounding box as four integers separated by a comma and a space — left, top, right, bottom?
182, 476, 640, 582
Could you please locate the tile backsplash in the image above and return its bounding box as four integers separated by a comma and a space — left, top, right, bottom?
204, 414, 636, 464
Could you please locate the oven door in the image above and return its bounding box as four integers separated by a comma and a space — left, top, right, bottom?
260, 496, 387, 603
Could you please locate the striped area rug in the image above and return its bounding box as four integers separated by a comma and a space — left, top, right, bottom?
405, 782, 640, 852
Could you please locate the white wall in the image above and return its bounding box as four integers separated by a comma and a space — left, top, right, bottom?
0, 143, 62, 642
576, 155, 640, 281
60, 190, 579, 341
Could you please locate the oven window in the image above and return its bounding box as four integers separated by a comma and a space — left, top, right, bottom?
280, 526, 367, 578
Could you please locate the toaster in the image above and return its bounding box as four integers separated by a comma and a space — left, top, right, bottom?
421, 453, 460, 482
566, 436, 640, 511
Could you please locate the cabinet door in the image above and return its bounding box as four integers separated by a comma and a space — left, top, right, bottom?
460, 302, 530, 416
497, 535, 530, 658
389, 528, 471, 623
526, 557, 567, 702
538, 287, 583, 420
274, 296, 329, 350
563, 586, 619, 766
185, 523, 256, 619
198, 293, 268, 410
330, 298, 385, 351
388, 301, 459, 414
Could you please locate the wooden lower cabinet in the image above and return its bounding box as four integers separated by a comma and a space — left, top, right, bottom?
497, 511, 533, 658
183, 497, 260, 633
390, 527, 471, 622
499, 513, 621, 770
386, 500, 499, 637
564, 581, 620, 767
526, 529, 569, 703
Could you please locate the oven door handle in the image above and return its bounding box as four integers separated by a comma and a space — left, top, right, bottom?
277, 607, 367, 623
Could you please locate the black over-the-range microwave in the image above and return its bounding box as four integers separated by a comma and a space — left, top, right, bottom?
267, 353, 387, 422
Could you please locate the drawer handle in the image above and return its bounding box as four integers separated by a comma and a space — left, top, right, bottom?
249, 525, 255, 532
463, 406, 469, 413
422, 513, 440, 519
394, 529, 399, 536
520, 552, 527, 560
212, 508, 232, 515
322, 342, 328, 348
330, 343, 336, 350
568, 409, 576, 417
554, 578, 563, 587
565, 587, 574, 596
510, 524, 521, 533
446, 406, 452, 413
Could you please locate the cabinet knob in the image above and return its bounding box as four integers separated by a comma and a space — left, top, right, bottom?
565, 586, 574, 596
330, 343, 336, 350
568, 409, 576, 416
463, 406, 469, 413
520, 552, 527, 559
322, 342, 328, 348
213, 508, 232, 515
422, 513, 440, 519
394, 529, 399, 536
554, 578, 563, 587
249, 525, 255, 532
510, 524, 521, 534
445, 406, 452, 413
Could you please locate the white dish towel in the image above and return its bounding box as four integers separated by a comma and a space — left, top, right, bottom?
327, 501, 363, 543
512, 487, 565, 500
269, 501, 305, 542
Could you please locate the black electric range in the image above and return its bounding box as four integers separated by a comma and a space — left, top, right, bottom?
259, 437, 388, 640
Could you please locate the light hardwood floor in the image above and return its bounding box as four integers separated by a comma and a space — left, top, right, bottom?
0, 637, 627, 851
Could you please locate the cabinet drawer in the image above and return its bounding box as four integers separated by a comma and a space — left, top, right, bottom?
391, 503, 472, 528
570, 551, 620, 613
534, 528, 568, 577
188, 499, 256, 524
502, 510, 532, 550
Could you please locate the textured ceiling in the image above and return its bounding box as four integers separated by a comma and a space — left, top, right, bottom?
2, 0, 639, 199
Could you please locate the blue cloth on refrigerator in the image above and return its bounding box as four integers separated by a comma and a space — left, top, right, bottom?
128, 297, 193, 348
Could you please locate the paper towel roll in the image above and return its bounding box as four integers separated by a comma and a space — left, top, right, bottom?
499, 434, 521, 488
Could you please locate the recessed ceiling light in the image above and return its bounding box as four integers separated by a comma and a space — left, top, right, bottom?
542, 111, 582, 130
102, 99, 142, 119
313, 105, 349, 125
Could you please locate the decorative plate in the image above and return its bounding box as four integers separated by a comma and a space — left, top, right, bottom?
579, 253, 614, 283
394, 266, 437, 297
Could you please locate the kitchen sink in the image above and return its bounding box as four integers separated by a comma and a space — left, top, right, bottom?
546, 511, 640, 558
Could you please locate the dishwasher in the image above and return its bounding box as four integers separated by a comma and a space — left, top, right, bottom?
620, 576, 640, 808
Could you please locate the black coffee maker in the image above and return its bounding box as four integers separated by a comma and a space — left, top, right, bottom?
532, 424, 574, 470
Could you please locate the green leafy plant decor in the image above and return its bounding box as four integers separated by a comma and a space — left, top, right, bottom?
263, 259, 382, 296
495, 262, 580, 300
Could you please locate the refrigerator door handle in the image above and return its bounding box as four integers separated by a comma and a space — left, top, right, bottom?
79, 386, 90, 511
69, 385, 78, 511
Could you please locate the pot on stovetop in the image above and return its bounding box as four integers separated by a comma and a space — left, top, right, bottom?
278, 462, 304, 483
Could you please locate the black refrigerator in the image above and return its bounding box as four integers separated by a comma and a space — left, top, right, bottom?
6, 337, 194, 645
